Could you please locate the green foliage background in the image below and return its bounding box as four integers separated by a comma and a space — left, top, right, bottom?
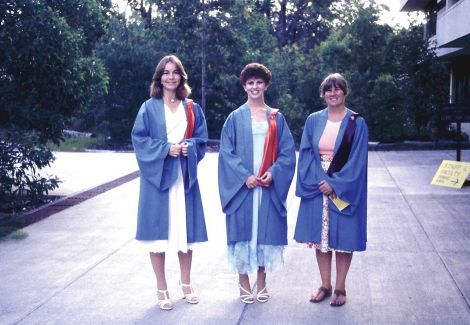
0, 0, 450, 146
87, 0, 448, 145
0, 0, 111, 213
0, 0, 451, 213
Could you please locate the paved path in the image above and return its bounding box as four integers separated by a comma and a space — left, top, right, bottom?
1, 150, 469, 324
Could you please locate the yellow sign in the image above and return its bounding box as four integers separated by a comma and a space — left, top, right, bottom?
431, 160, 470, 188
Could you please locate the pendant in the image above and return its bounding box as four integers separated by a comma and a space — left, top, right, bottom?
170, 98, 175, 103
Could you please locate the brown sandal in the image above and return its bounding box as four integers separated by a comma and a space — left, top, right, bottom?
309, 286, 332, 303
330, 289, 347, 307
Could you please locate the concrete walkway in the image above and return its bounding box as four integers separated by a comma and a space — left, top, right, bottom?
1, 150, 469, 324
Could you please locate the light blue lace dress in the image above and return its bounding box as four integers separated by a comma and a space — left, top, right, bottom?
227, 120, 284, 274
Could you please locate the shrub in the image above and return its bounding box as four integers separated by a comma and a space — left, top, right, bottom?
0, 129, 60, 214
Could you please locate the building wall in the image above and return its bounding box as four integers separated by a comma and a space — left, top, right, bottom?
437, 0, 470, 48
402, 0, 470, 139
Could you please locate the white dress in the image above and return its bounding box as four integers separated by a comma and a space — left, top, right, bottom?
138, 102, 196, 253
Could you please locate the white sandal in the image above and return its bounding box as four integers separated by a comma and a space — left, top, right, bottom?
256, 287, 270, 303
179, 281, 199, 304
157, 289, 173, 311
239, 283, 254, 304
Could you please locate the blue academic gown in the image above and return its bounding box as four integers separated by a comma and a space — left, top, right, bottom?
294, 108, 368, 252
131, 98, 208, 242
218, 104, 296, 245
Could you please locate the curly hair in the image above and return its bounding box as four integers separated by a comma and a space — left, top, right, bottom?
240, 63, 272, 86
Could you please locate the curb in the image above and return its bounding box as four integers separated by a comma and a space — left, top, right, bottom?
6, 171, 140, 230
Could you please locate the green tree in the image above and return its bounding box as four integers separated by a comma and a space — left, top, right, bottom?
367, 73, 404, 142
310, 0, 448, 142
98, 0, 446, 144
306, 0, 445, 142
386, 24, 448, 140
0, 0, 110, 143
93, 13, 165, 146
254, 0, 335, 48
264, 46, 317, 141
102, 0, 280, 141
0, 0, 111, 212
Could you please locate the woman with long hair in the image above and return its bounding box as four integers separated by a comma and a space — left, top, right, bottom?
132, 55, 208, 311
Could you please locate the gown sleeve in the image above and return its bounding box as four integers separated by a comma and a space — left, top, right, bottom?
218, 113, 252, 215
326, 117, 368, 214
131, 101, 176, 191
295, 115, 323, 199
267, 113, 296, 217
181, 102, 208, 192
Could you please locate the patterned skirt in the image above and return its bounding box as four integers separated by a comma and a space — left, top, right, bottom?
227, 186, 284, 274
312, 155, 351, 253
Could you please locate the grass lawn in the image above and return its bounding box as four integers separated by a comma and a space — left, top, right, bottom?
48, 135, 106, 152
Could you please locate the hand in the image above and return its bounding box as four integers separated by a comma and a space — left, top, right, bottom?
245, 175, 259, 189
181, 142, 189, 156
319, 180, 334, 196
169, 143, 182, 157
257, 171, 273, 185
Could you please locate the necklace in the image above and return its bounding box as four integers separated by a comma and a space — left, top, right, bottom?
165, 94, 176, 103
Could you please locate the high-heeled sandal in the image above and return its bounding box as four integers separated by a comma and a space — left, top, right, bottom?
179, 281, 199, 304
239, 283, 254, 304
256, 287, 270, 303
157, 289, 173, 311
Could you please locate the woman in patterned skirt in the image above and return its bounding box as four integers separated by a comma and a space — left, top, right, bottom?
294, 73, 368, 307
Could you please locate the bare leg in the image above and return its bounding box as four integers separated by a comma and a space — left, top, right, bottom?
257, 266, 266, 291
239, 273, 251, 295
238, 273, 254, 303
316, 250, 333, 289
256, 266, 270, 302
150, 252, 168, 301
178, 250, 193, 295
177, 250, 199, 303
311, 250, 333, 301
332, 252, 353, 305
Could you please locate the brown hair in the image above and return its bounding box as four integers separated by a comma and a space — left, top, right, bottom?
150, 55, 191, 99
240, 63, 272, 86
319, 73, 348, 98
